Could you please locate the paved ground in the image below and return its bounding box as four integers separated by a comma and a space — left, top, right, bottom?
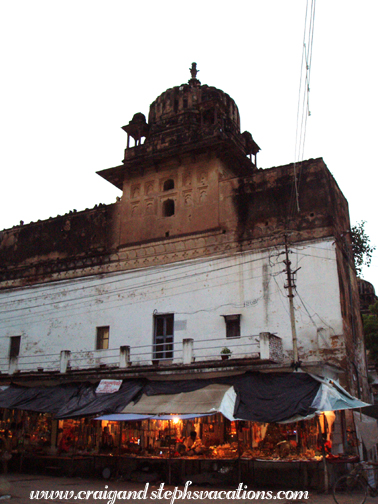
0, 473, 376, 504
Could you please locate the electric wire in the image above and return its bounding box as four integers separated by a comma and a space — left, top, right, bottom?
296, 0, 317, 196
0, 251, 285, 321
0, 230, 290, 304
290, 0, 317, 217
0, 265, 280, 329
295, 287, 336, 333
0, 249, 283, 318
1, 230, 307, 311
0, 245, 271, 307
0, 269, 287, 331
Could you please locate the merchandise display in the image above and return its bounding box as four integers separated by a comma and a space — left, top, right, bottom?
0, 409, 359, 464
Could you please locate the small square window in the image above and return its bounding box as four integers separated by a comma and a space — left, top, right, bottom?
9, 336, 21, 358
222, 315, 241, 338
96, 326, 110, 350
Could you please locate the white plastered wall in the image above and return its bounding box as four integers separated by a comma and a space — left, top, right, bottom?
0, 238, 344, 371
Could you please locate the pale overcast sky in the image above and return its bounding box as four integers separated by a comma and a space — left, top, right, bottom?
1, 0, 377, 288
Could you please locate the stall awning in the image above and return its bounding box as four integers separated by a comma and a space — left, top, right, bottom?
310, 376, 368, 413
0, 372, 369, 423
95, 413, 216, 421
120, 384, 236, 418
0, 380, 145, 418
279, 376, 369, 423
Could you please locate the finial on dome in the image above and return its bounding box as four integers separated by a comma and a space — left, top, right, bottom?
190, 62, 199, 79
188, 62, 201, 87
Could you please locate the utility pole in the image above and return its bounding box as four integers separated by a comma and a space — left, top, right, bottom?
283, 235, 300, 368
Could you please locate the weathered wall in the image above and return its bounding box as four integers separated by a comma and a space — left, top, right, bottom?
0, 157, 351, 290
119, 154, 222, 245
0, 204, 120, 286
0, 155, 366, 395
222, 158, 350, 244
0, 239, 346, 373
334, 241, 370, 400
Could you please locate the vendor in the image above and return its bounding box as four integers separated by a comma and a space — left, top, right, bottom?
57, 434, 72, 455
100, 426, 114, 453
183, 431, 203, 455
0, 430, 12, 475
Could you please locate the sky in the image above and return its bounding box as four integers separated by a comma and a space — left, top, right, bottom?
1, 0, 377, 288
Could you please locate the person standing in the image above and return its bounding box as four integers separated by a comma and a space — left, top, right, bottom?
0, 430, 12, 474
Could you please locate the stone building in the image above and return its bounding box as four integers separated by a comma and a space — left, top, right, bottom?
358, 278, 377, 316
0, 63, 369, 402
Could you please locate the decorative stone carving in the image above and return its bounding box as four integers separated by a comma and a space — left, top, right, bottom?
145, 181, 154, 196
183, 191, 193, 206
145, 199, 154, 215
131, 204, 139, 217
183, 172, 192, 187
198, 170, 208, 185
131, 185, 141, 199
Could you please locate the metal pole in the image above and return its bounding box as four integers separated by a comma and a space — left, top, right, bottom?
316, 415, 329, 493
237, 421, 241, 484
284, 235, 299, 365
168, 419, 172, 485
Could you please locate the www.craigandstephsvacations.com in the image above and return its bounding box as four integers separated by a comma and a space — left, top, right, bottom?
29, 482, 309, 503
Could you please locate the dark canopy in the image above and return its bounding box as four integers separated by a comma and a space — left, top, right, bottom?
0, 372, 321, 423
0, 381, 145, 419
143, 372, 321, 423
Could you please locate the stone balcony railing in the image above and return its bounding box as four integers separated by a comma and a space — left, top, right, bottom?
0, 333, 282, 375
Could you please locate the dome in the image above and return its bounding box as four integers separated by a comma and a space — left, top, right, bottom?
117, 63, 260, 173
148, 83, 241, 133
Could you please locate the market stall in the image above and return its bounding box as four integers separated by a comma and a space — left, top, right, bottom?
0, 372, 368, 488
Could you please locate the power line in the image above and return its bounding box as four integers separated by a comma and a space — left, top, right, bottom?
0, 250, 285, 324
0, 246, 272, 308
0, 231, 289, 304
291, 0, 317, 216
0, 271, 287, 331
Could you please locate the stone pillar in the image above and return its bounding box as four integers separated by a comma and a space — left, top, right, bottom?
60, 350, 71, 374
8, 356, 18, 375
51, 419, 58, 449
119, 346, 131, 368
259, 332, 270, 360
183, 338, 194, 365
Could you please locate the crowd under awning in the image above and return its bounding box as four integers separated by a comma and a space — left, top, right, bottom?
0, 371, 369, 423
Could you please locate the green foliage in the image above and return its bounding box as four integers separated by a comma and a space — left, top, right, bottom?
351, 221, 376, 276
363, 301, 378, 366
220, 347, 232, 355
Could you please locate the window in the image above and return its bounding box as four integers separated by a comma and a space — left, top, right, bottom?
154, 314, 174, 360
163, 179, 174, 191
96, 326, 110, 350
163, 199, 175, 217
203, 109, 214, 125
9, 336, 21, 358
222, 315, 241, 338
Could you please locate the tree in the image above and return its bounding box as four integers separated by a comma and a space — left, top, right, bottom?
363, 301, 378, 367
351, 221, 376, 276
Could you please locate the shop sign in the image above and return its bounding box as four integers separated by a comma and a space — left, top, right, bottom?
96, 379, 123, 394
